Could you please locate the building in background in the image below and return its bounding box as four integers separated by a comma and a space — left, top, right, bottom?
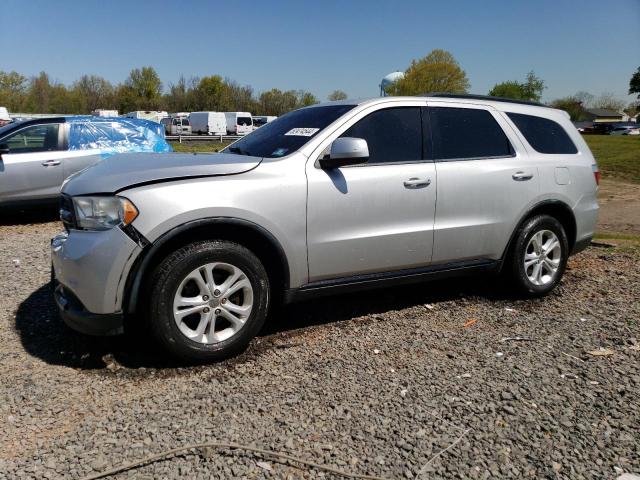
584, 109, 625, 123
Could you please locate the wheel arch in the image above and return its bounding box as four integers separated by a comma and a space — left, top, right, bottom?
123, 217, 290, 315
500, 199, 577, 270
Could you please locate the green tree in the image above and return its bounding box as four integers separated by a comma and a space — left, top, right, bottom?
257, 88, 298, 116
549, 96, 588, 121
22, 72, 78, 113
24, 72, 54, 112
0, 70, 27, 111
629, 66, 640, 99
488, 81, 528, 100
194, 75, 224, 110
389, 49, 470, 96
297, 90, 318, 107
123, 66, 163, 110
72, 75, 114, 113
164, 75, 200, 112
114, 84, 136, 113
489, 71, 545, 102
521, 71, 545, 102
220, 79, 256, 112
328, 90, 347, 101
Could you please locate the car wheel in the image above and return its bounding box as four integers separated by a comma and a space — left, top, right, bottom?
507, 215, 569, 296
147, 240, 269, 362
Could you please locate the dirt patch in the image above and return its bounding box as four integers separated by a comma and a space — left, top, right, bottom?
597, 178, 640, 236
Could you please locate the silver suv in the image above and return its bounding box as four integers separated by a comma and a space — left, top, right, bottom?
51, 95, 599, 361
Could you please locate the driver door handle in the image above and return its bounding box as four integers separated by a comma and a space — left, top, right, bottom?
41, 159, 61, 167
512, 171, 533, 181
404, 177, 431, 188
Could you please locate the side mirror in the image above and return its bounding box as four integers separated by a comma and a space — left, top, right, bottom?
0, 143, 9, 157
318, 137, 369, 169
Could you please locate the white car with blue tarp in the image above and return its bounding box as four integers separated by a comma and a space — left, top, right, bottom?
0, 116, 172, 206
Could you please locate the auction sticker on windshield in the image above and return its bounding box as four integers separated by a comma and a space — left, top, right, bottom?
284, 128, 319, 136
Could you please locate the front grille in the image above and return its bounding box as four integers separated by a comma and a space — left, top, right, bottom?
59, 195, 76, 231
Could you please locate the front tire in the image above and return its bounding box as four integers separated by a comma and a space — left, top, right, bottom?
147, 240, 269, 362
507, 215, 569, 296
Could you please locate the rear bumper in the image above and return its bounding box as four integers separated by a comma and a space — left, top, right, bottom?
53, 282, 124, 335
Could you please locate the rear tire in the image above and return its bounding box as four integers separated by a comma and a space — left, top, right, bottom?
507, 215, 569, 296
147, 240, 269, 362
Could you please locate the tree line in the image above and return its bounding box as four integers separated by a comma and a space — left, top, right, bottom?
1, 56, 638, 121
0, 67, 320, 116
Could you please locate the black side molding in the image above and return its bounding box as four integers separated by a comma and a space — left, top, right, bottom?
284, 259, 499, 303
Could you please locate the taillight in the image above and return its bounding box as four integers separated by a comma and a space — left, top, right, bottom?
592, 163, 600, 186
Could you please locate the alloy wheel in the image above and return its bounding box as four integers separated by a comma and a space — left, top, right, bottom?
172, 262, 253, 344
523, 229, 562, 286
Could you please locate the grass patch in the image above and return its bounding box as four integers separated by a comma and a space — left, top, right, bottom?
169, 140, 232, 153
593, 232, 640, 243
583, 135, 640, 183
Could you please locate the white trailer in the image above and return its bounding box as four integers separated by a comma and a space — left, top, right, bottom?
189, 112, 227, 135
123, 111, 168, 124
224, 112, 253, 135
91, 109, 119, 117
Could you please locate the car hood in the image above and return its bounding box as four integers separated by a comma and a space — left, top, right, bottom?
61, 152, 261, 196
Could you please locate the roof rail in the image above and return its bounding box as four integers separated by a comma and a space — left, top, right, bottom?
423, 93, 548, 108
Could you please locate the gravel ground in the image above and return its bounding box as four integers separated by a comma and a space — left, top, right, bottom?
0, 216, 639, 479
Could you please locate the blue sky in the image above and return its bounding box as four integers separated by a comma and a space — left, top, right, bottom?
1, 0, 638, 104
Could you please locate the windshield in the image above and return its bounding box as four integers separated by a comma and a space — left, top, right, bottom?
237, 117, 252, 126
224, 105, 355, 158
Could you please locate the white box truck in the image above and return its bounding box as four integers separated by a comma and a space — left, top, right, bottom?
189, 112, 227, 135
224, 112, 253, 135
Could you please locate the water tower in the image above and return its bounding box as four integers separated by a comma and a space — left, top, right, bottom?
379, 71, 404, 96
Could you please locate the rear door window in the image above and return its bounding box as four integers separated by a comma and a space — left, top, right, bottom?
506, 112, 578, 154
340, 107, 422, 164
428, 107, 514, 161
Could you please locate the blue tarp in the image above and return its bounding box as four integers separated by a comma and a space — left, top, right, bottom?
67, 116, 172, 158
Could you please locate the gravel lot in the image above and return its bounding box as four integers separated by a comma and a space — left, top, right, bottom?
0, 215, 638, 479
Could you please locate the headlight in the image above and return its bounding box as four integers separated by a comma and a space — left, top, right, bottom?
72, 196, 138, 231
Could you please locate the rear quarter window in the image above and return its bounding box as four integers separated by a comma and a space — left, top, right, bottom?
507, 112, 578, 154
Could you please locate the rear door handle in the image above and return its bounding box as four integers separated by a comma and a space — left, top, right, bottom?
512, 171, 533, 181
404, 177, 431, 188
41, 159, 61, 167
